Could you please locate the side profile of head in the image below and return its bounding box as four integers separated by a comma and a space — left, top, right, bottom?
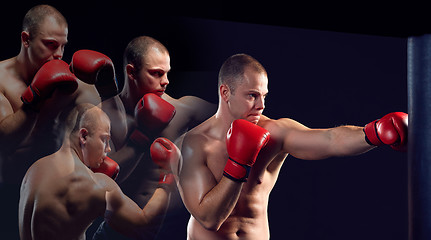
218, 54, 269, 123
21, 4, 68, 71
68, 104, 111, 169
123, 36, 170, 99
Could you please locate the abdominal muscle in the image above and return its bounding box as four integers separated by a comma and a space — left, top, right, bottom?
188, 191, 270, 240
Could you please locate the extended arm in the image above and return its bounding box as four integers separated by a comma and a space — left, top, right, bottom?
272, 112, 408, 160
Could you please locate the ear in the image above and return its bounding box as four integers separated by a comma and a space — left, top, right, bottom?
220, 84, 231, 103
79, 128, 89, 145
21, 31, 30, 47
126, 64, 136, 82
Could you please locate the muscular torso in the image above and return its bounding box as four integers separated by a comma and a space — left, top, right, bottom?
19, 151, 107, 240
187, 117, 288, 240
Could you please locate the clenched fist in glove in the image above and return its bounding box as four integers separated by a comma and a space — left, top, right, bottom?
364, 112, 408, 151
223, 119, 270, 182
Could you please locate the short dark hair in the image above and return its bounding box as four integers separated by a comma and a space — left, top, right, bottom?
22, 5, 67, 39
218, 53, 267, 94
123, 36, 169, 73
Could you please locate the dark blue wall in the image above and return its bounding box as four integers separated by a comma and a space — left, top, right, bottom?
1, 2, 408, 240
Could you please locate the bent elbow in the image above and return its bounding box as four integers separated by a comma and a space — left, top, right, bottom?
199, 218, 224, 232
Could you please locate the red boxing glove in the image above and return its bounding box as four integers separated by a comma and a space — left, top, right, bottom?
129, 93, 176, 148
150, 137, 180, 186
91, 156, 120, 180
224, 119, 270, 182
364, 112, 408, 151
70, 50, 119, 100
21, 60, 78, 109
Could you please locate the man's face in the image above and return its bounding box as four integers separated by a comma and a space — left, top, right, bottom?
81, 111, 111, 169
26, 15, 68, 71
227, 68, 268, 124
135, 48, 171, 98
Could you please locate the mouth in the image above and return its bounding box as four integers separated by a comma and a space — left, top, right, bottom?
247, 114, 261, 123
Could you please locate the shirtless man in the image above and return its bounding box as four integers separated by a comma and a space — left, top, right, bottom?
0, 5, 120, 238
176, 53, 408, 239
19, 104, 179, 240
91, 36, 216, 239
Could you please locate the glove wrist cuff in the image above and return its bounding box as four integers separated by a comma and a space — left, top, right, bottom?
364, 120, 383, 146
223, 157, 250, 182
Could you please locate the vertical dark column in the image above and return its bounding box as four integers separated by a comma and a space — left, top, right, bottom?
408, 34, 431, 240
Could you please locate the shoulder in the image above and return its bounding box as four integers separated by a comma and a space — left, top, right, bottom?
182, 127, 211, 153
177, 96, 216, 111
180, 121, 216, 163
74, 81, 101, 105
259, 116, 308, 140
0, 58, 22, 93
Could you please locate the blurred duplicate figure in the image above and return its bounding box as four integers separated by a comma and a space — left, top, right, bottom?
19, 104, 179, 240
91, 36, 216, 239
176, 53, 408, 239
0, 5, 121, 238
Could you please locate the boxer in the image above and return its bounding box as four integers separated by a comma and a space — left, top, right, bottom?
0, 5, 121, 238
91, 36, 216, 239
18, 104, 180, 240
175, 53, 408, 239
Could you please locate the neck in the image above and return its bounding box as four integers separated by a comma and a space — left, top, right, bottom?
67, 133, 84, 164
211, 105, 235, 140
119, 81, 136, 115
15, 50, 35, 85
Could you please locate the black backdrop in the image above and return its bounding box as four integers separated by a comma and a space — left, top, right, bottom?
1, 1, 412, 239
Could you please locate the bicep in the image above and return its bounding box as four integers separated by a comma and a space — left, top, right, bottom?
104, 179, 150, 237
275, 118, 333, 160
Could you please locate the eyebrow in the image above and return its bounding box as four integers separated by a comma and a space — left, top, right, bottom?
248, 89, 269, 96
42, 38, 68, 45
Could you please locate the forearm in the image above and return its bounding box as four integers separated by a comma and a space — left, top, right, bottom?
141, 188, 170, 225
188, 177, 243, 231
327, 125, 374, 157
106, 185, 170, 239
287, 125, 374, 160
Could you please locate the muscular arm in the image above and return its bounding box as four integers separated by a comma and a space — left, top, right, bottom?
177, 134, 242, 231
103, 175, 170, 239
270, 118, 373, 160
0, 93, 37, 151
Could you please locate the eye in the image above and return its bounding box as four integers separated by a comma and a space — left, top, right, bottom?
248, 93, 257, 99
43, 40, 59, 50
149, 70, 164, 77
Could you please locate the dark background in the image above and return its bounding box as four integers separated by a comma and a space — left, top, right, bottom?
1, 1, 417, 239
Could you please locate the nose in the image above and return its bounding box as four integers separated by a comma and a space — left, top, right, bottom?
105, 142, 111, 153
161, 74, 169, 87
53, 47, 64, 60
256, 95, 265, 110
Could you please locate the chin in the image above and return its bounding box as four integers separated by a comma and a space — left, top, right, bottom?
246, 116, 260, 124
